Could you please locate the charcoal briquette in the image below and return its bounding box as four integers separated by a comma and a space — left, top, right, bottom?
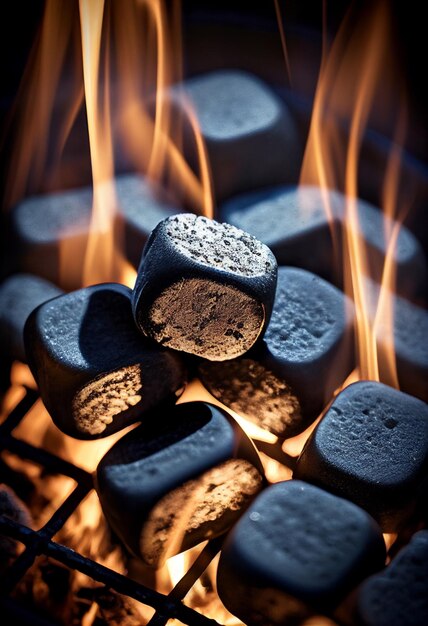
294, 381, 428, 531
114, 174, 180, 268
7, 186, 93, 289
96, 401, 264, 568
221, 185, 426, 297
357, 530, 428, 626
24, 283, 187, 439
0, 273, 63, 362
6, 175, 179, 289
376, 286, 428, 403
171, 70, 302, 202
217, 480, 386, 625
199, 267, 354, 437
132, 213, 277, 361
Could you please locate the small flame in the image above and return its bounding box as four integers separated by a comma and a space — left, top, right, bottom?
179, 379, 278, 445
299, 0, 408, 387
164, 549, 245, 625
282, 417, 322, 458
383, 533, 398, 552
273, 0, 292, 86
166, 550, 188, 588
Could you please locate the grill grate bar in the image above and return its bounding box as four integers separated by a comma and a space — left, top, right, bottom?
40, 481, 93, 537
1, 435, 93, 486
0, 388, 39, 435
0, 516, 222, 626
0, 482, 91, 593
146, 537, 224, 626
0, 388, 227, 625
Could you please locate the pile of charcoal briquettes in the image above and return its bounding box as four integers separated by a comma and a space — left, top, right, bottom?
1, 71, 428, 626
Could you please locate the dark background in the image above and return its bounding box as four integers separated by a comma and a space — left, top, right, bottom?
1, 1, 426, 151
0, 0, 426, 244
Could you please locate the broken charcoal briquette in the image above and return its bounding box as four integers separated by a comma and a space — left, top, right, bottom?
132, 213, 278, 361
221, 185, 426, 297
24, 283, 187, 439
170, 70, 302, 201
0, 273, 63, 363
199, 267, 354, 437
96, 401, 264, 567
294, 381, 428, 531
217, 480, 386, 625
357, 530, 428, 626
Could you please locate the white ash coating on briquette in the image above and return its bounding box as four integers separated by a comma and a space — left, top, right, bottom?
73, 365, 143, 435
199, 359, 301, 435
148, 278, 264, 360
140, 459, 263, 567
164, 214, 276, 277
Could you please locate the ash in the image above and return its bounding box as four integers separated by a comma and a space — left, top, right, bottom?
164, 214, 276, 277
140, 459, 262, 567
73, 364, 143, 435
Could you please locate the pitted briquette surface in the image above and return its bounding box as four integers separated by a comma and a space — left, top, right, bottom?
230, 481, 384, 590
294, 381, 428, 530
216, 480, 385, 625
147, 278, 264, 360
164, 214, 276, 277
314, 382, 428, 484
265, 271, 338, 360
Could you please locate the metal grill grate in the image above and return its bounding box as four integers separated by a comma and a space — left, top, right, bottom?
0, 388, 225, 626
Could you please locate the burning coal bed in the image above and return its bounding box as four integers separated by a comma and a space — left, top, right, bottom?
1, 207, 428, 626
1, 7, 428, 618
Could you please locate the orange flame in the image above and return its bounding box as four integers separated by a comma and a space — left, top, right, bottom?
2, 1, 81, 208
273, 0, 292, 86
300, 1, 408, 387
78, 0, 122, 286
115, 0, 214, 217
5, 0, 213, 292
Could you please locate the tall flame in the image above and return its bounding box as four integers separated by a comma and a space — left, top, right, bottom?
4, 0, 213, 291
300, 0, 408, 386
2, 0, 81, 208
78, 0, 120, 286
115, 0, 213, 217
